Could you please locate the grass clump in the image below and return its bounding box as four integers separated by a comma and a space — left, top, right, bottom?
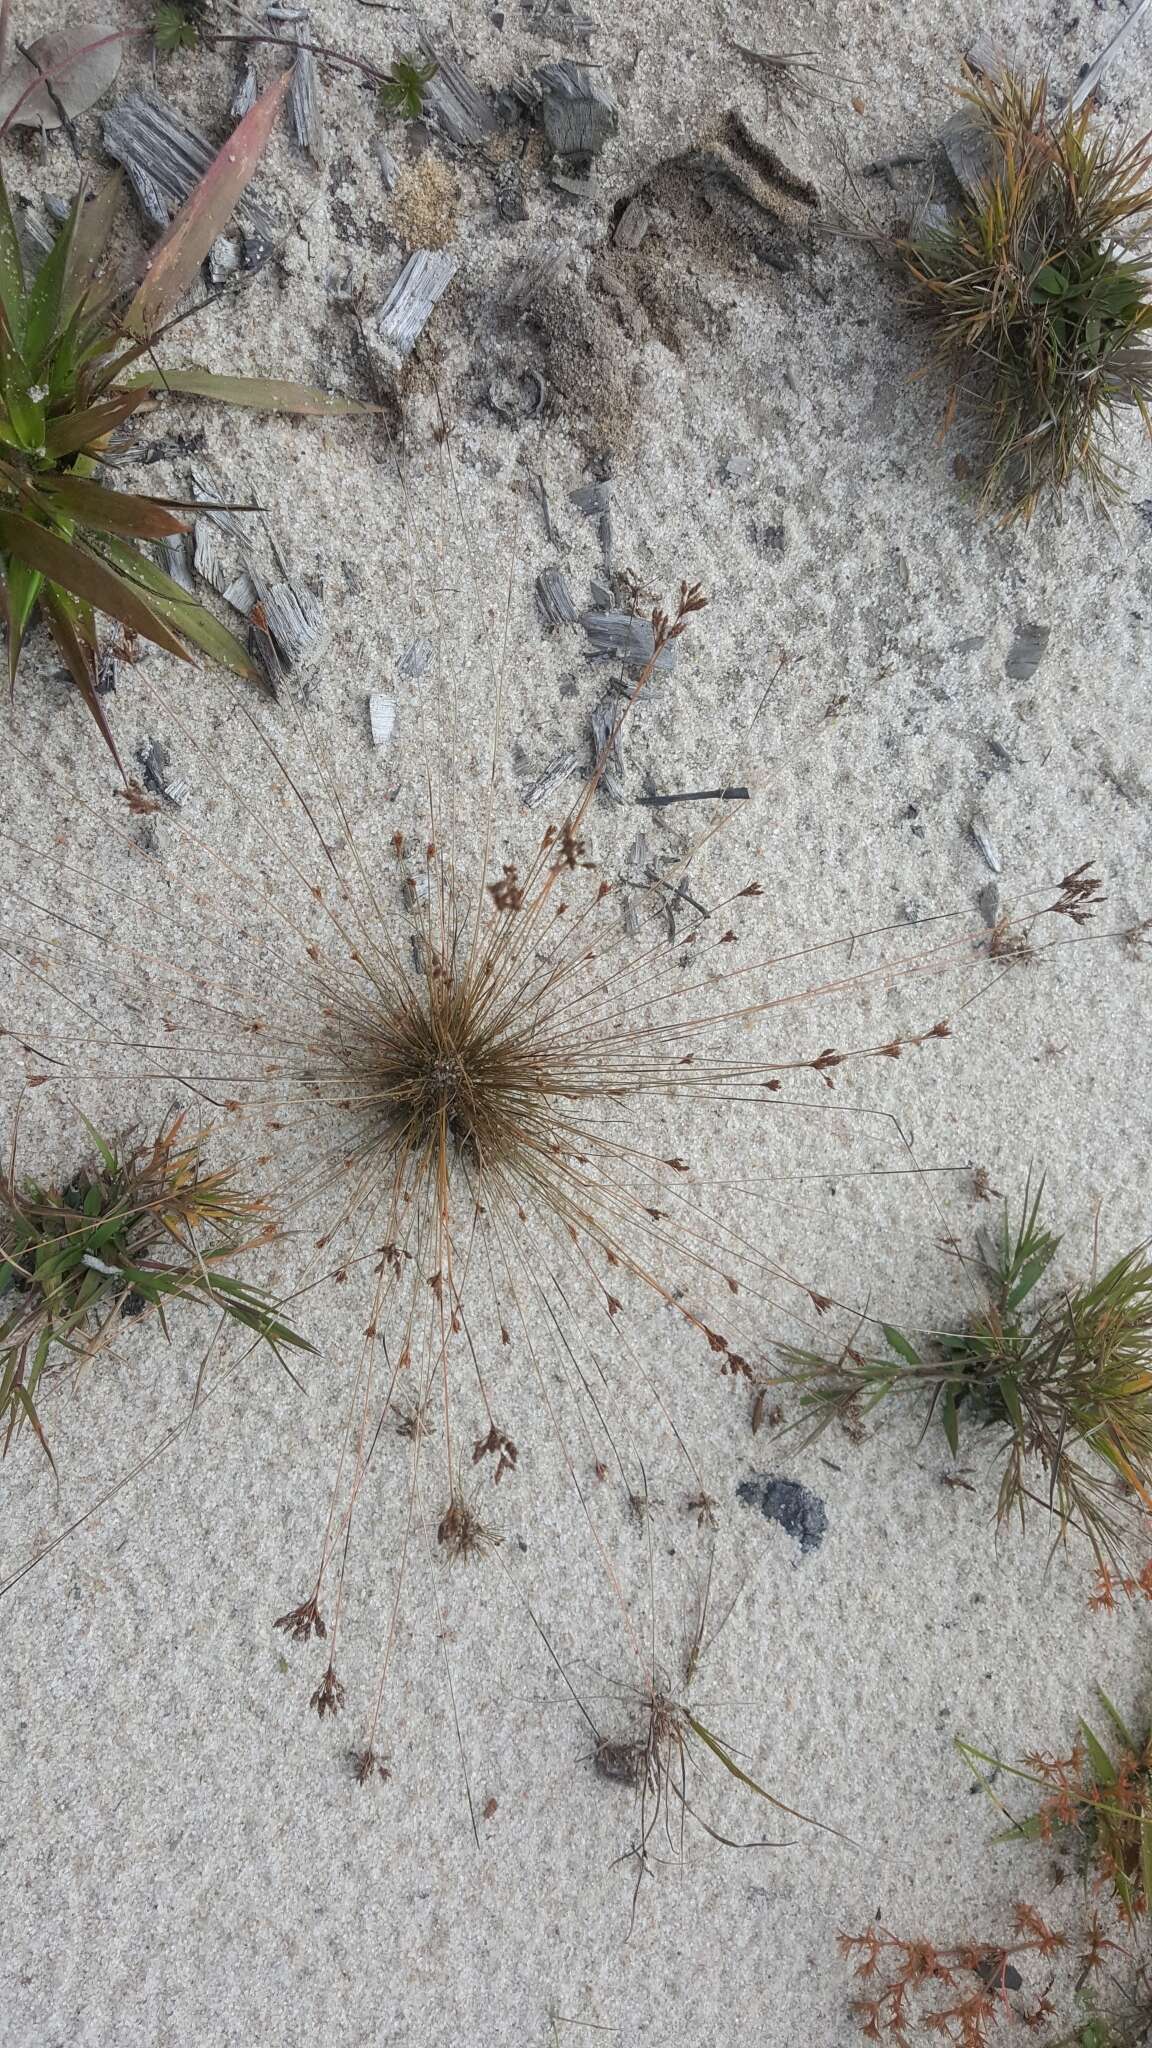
961, 1692, 1152, 1927
776, 1171, 1152, 1565
0, 70, 367, 767
899, 70, 1152, 517
0, 1112, 312, 1462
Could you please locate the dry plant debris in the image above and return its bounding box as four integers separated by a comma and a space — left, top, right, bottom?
840, 1906, 1067, 2042
899, 70, 1152, 516
0, 1113, 311, 1463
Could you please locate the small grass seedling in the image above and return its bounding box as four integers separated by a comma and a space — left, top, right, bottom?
960, 1692, 1152, 1927
776, 1171, 1152, 1566
899, 70, 1152, 517
0, 68, 368, 767
0, 1110, 312, 1462
152, 0, 207, 56
378, 54, 438, 122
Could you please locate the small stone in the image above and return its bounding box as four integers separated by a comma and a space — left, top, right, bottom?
613, 196, 650, 250
1005, 621, 1050, 683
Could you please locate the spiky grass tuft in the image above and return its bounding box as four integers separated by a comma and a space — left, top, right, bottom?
0, 1111, 312, 1462
899, 70, 1152, 517
775, 1160, 1152, 1566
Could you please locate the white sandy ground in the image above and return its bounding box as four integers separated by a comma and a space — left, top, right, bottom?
2, 0, 1152, 2042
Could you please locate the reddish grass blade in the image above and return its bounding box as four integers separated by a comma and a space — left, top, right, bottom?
125, 70, 292, 338
43, 389, 150, 458
61, 172, 123, 321
36, 473, 190, 540
0, 512, 192, 660
39, 583, 124, 772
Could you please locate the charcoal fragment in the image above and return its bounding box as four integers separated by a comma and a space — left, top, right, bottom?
968, 811, 1001, 874
230, 53, 257, 120
535, 566, 577, 631
536, 60, 618, 159
736, 1473, 826, 1556
417, 27, 496, 144
521, 748, 579, 808
581, 611, 677, 672
397, 636, 433, 681
589, 693, 625, 801
192, 517, 232, 596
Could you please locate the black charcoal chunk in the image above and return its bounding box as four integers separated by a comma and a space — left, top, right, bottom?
589, 693, 625, 801
417, 27, 496, 144
736, 1473, 826, 1555
581, 611, 677, 672
536, 60, 618, 159
521, 748, 579, 808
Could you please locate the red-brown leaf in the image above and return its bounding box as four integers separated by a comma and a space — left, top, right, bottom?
125, 71, 292, 337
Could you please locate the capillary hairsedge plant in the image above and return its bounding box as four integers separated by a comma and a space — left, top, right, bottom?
0, 67, 369, 768
2, 547, 1099, 1776
0, 1110, 312, 1463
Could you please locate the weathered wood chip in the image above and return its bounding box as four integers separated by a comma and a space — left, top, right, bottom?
156, 532, 194, 592
102, 92, 277, 239
192, 516, 232, 596
368, 692, 396, 748
222, 567, 257, 615
417, 27, 496, 144
375, 249, 459, 365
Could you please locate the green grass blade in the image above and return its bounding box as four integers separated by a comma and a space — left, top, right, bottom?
123, 367, 374, 415
1078, 1719, 1118, 1787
